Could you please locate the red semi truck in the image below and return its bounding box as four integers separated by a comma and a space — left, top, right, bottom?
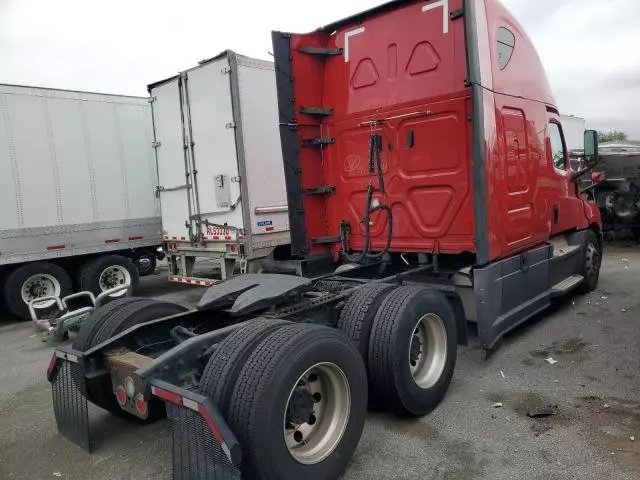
48, 1, 602, 479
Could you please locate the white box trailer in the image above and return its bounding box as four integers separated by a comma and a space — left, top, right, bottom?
561, 114, 587, 151
149, 51, 289, 286
0, 84, 162, 319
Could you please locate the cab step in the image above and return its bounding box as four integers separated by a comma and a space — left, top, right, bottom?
551, 275, 584, 296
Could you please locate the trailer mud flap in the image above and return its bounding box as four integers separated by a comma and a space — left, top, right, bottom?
48, 351, 91, 452
151, 379, 242, 480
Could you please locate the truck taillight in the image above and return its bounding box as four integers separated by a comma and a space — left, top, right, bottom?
135, 394, 147, 416
227, 244, 237, 253
116, 385, 127, 406
592, 171, 606, 183
47, 353, 58, 378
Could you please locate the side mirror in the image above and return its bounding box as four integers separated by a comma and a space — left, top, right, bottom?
584, 129, 599, 164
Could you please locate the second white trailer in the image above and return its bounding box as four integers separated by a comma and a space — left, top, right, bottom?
149, 51, 290, 285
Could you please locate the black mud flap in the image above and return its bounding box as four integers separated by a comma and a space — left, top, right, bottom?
151, 379, 242, 480
48, 349, 92, 452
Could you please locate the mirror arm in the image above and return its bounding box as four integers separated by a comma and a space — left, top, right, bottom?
571, 164, 595, 181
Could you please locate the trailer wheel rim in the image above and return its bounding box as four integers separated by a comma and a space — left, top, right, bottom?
99, 265, 131, 295
21, 274, 61, 308
283, 362, 351, 465
409, 314, 448, 389
585, 242, 599, 278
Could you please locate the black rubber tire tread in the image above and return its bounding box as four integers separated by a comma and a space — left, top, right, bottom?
199, 318, 290, 415
91, 299, 187, 347
78, 254, 140, 297
3, 262, 73, 320
132, 250, 157, 277
337, 283, 396, 361
368, 286, 457, 417
228, 323, 367, 480
72, 297, 151, 352
577, 230, 602, 294
82, 299, 186, 421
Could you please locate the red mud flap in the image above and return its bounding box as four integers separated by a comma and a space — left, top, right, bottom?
150, 379, 242, 480
47, 346, 92, 452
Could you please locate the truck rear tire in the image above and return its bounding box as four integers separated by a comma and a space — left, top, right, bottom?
337, 283, 396, 361
72, 297, 152, 352
199, 318, 290, 415
368, 287, 457, 417
74, 299, 187, 420
3, 262, 72, 320
228, 323, 367, 480
132, 249, 157, 277
78, 254, 139, 297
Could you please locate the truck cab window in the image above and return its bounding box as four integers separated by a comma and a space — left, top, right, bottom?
549, 122, 567, 170
497, 27, 515, 70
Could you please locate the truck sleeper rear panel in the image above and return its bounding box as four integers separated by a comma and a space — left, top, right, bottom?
277, 0, 472, 258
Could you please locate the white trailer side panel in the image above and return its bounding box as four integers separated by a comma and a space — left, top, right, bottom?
0, 85, 161, 265
235, 55, 290, 256
561, 115, 586, 151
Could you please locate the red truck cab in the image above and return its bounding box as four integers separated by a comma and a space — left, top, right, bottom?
273, 0, 602, 349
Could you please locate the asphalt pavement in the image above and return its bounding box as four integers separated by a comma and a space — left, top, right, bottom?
1, 246, 639, 480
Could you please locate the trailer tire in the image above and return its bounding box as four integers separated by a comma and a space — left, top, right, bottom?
132, 249, 157, 277
78, 254, 139, 298
577, 230, 602, 294
368, 287, 457, 417
72, 297, 151, 352
228, 323, 367, 480
337, 283, 396, 362
3, 262, 73, 320
199, 318, 290, 415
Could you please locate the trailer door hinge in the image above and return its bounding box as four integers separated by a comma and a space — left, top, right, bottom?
231, 176, 241, 183
147, 96, 156, 103
302, 137, 335, 147
221, 66, 232, 74
450, 8, 464, 20
152, 141, 162, 148
226, 122, 236, 129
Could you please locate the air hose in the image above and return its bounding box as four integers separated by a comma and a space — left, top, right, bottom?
341, 130, 393, 263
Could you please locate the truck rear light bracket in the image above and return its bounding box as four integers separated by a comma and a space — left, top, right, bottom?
311, 236, 342, 245
450, 8, 464, 20
302, 137, 335, 147
303, 185, 336, 196
298, 46, 343, 57
300, 107, 334, 116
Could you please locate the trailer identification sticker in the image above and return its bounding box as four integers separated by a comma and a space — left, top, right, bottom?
257, 220, 273, 227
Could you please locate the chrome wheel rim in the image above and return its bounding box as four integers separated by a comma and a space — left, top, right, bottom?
99, 266, 131, 296
283, 362, 351, 465
136, 257, 152, 271
409, 314, 448, 389
585, 242, 599, 278
21, 274, 61, 307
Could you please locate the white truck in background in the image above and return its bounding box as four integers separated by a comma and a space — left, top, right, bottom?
0, 84, 163, 319
561, 114, 587, 151
148, 50, 290, 286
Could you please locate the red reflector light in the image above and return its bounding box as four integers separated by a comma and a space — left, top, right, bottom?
227, 244, 237, 253
151, 386, 182, 405
265, 226, 274, 232
129, 236, 143, 241
105, 239, 121, 244
46, 245, 65, 251
197, 403, 226, 446
47, 353, 58, 376
116, 385, 127, 406
592, 171, 606, 183
135, 394, 148, 416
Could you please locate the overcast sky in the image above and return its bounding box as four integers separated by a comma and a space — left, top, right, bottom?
1, 0, 638, 138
